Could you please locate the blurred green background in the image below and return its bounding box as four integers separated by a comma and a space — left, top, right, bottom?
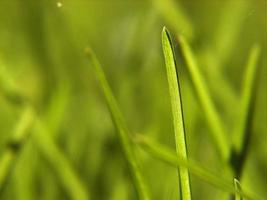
0, 0, 267, 199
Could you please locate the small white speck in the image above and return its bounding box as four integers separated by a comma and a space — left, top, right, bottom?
57, 2, 63, 8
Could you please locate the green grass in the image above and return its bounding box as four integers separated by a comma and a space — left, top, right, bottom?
178, 34, 230, 160
85, 48, 150, 200
0, 64, 89, 200
162, 27, 191, 200
0, 1, 266, 199
233, 44, 260, 153
0, 106, 34, 191
135, 134, 261, 200
234, 179, 242, 200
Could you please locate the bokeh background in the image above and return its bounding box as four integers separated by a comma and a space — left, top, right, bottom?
0, 0, 267, 199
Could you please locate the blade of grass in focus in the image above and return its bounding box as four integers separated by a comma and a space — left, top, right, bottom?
233, 45, 261, 153
135, 134, 262, 200
0, 64, 90, 200
0, 106, 34, 192
151, 0, 194, 40
234, 179, 243, 200
85, 48, 150, 200
178, 35, 230, 160
162, 27, 191, 200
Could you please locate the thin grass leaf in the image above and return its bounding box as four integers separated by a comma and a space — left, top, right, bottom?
198, 1, 249, 113
178, 35, 230, 160
162, 27, 191, 200
233, 45, 261, 152
0, 106, 34, 192
134, 134, 262, 200
151, 0, 194, 40
85, 48, 150, 200
234, 178, 243, 200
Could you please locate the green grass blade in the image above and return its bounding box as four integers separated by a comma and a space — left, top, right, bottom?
0, 65, 90, 200
0, 106, 34, 192
178, 35, 230, 160
85, 48, 150, 200
212, 1, 249, 65
234, 179, 243, 200
162, 27, 191, 200
198, 52, 238, 109
135, 135, 262, 200
233, 45, 261, 152
32, 120, 89, 200
151, 0, 194, 40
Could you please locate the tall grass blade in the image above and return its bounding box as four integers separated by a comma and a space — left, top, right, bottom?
85, 48, 150, 200
233, 45, 261, 152
178, 35, 230, 160
162, 27, 191, 200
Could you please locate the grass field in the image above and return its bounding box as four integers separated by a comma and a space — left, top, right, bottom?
0, 0, 267, 199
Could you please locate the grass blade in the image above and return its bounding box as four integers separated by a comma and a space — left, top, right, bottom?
85, 48, 150, 200
32, 120, 89, 200
162, 27, 191, 200
230, 45, 261, 179
0, 65, 90, 200
0, 106, 34, 193
178, 35, 230, 160
135, 134, 262, 200
211, 1, 250, 65
233, 45, 261, 152
234, 179, 243, 200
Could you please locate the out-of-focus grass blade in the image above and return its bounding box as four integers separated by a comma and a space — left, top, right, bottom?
43, 85, 70, 139
135, 135, 262, 200
0, 106, 34, 192
178, 35, 230, 160
198, 51, 238, 110
162, 27, 191, 200
233, 45, 261, 153
234, 179, 243, 200
0, 64, 90, 200
32, 120, 89, 200
211, 1, 250, 65
151, 0, 194, 40
85, 48, 150, 200
0, 64, 25, 106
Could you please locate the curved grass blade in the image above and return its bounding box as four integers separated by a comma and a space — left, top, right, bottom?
135, 134, 262, 200
0, 106, 34, 193
234, 178, 243, 200
162, 27, 191, 200
85, 48, 150, 200
233, 45, 261, 153
178, 35, 230, 160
